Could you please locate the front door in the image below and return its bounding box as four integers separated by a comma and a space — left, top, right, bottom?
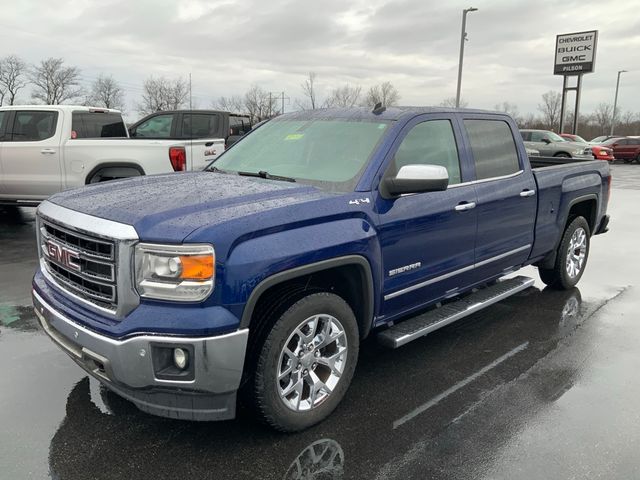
376, 115, 478, 321
1, 110, 62, 199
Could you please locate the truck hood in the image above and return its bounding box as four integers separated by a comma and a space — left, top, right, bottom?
48, 172, 333, 242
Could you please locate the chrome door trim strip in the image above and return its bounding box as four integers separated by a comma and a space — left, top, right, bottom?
448, 169, 524, 189
384, 244, 532, 301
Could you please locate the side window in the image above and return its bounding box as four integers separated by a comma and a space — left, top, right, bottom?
392, 119, 462, 185
520, 131, 531, 141
11, 111, 58, 142
464, 120, 521, 180
530, 131, 544, 142
0, 111, 6, 139
134, 114, 174, 138
71, 112, 127, 138
182, 113, 219, 138
229, 115, 249, 136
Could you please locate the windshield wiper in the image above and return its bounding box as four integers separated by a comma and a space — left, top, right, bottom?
237, 170, 296, 183
207, 166, 230, 174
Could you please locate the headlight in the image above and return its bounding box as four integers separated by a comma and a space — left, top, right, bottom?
135, 243, 215, 301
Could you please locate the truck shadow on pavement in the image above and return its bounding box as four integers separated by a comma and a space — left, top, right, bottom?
45, 286, 600, 480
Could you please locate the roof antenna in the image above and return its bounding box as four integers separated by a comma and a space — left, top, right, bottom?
372, 102, 386, 115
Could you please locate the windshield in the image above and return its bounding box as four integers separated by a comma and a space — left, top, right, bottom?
572, 135, 587, 144
547, 131, 566, 142
208, 118, 390, 192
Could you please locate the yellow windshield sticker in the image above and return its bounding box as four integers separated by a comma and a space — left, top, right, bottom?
285, 133, 304, 141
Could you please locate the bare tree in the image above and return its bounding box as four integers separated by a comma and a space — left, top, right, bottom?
297, 72, 318, 110
0, 55, 28, 106
494, 101, 520, 122
364, 81, 400, 107
592, 103, 613, 134
243, 85, 279, 122
324, 84, 362, 108
440, 97, 468, 108
537, 91, 562, 130
30, 57, 82, 105
214, 95, 245, 113
138, 76, 188, 115
87, 74, 124, 110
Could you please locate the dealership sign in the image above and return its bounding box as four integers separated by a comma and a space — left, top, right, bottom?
554, 30, 598, 75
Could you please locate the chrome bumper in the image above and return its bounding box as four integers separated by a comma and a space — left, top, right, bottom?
33, 289, 249, 421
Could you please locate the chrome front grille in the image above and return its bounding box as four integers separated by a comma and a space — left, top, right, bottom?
39, 218, 118, 312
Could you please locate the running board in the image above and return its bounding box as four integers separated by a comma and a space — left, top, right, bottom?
377, 276, 535, 349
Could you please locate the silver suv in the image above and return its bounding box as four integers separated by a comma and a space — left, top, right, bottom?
520, 129, 593, 159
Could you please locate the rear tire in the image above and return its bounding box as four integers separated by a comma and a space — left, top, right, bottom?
554, 152, 571, 158
539, 216, 590, 289
252, 292, 359, 432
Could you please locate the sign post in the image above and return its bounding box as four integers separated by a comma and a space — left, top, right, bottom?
554, 30, 598, 134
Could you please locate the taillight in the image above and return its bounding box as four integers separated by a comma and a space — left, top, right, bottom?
169, 146, 186, 172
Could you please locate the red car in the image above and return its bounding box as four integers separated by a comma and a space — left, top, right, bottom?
560, 133, 615, 161
601, 137, 640, 163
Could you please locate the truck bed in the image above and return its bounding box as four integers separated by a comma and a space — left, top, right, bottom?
529, 155, 597, 169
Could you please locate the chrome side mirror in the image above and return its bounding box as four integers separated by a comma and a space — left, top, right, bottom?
383, 164, 449, 197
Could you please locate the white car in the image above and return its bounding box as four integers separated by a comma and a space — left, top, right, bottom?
0, 105, 232, 206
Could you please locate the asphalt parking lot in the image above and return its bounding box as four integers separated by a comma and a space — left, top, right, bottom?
1, 163, 639, 479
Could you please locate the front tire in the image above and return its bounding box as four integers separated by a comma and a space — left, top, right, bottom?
253, 292, 359, 432
539, 216, 590, 289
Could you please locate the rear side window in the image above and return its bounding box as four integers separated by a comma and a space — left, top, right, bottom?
229, 115, 250, 135
182, 113, 219, 138
392, 119, 461, 185
520, 131, 531, 141
133, 114, 174, 138
11, 111, 58, 142
0, 111, 6, 139
71, 112, 127, 138
464, 120, 521, 180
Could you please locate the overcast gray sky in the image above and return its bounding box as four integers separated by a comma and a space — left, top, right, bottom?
1, 0, 638, 120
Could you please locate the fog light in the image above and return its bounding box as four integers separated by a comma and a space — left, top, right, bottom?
173, 348, 188, 370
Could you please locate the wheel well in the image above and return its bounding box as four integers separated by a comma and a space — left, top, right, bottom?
245, 262, 374, 341
85, 163, 145, 184
554, 152, 571, 157
568, 198, 597, 233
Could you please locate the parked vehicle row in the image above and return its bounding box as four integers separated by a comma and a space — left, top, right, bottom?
520, 129, 593, 159
0, 106, 252, 206
32, 106, 611, 432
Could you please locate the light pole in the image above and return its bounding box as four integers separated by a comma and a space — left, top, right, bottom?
455, 7, 478, 108
610, 70, 627, 136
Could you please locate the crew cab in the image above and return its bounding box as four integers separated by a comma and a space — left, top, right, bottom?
129, 110, 252, 171
0, 105, 191, 206
32, 107, 611, 432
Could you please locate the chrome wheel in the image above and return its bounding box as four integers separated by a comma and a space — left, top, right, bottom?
277, 314, 348, 412
566, 227, 587, 278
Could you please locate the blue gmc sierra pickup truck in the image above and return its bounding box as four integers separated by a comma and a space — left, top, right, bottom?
32, 106, 611, 431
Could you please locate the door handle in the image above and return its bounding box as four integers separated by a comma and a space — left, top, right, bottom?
41, 148, 56, 154
520, 189, 536, 198
205, 142, 214, 147
454, 201, 476, 212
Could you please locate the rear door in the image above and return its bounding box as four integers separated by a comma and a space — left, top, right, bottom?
461, 116, 536, 280
179, 112, 224, 170
377, 114, 478, 319
1, 109, 63, 199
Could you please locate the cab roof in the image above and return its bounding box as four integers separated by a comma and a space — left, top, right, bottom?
279, 106, 506, 122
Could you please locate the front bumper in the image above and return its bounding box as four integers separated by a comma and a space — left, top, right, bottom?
33, 289, 249, 421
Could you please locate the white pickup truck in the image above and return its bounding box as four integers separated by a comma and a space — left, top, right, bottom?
0, 106, 247, 206
128, 109, 252, 169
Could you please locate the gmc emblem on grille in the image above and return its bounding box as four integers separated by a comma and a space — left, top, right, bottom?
44, 239, 81, 272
